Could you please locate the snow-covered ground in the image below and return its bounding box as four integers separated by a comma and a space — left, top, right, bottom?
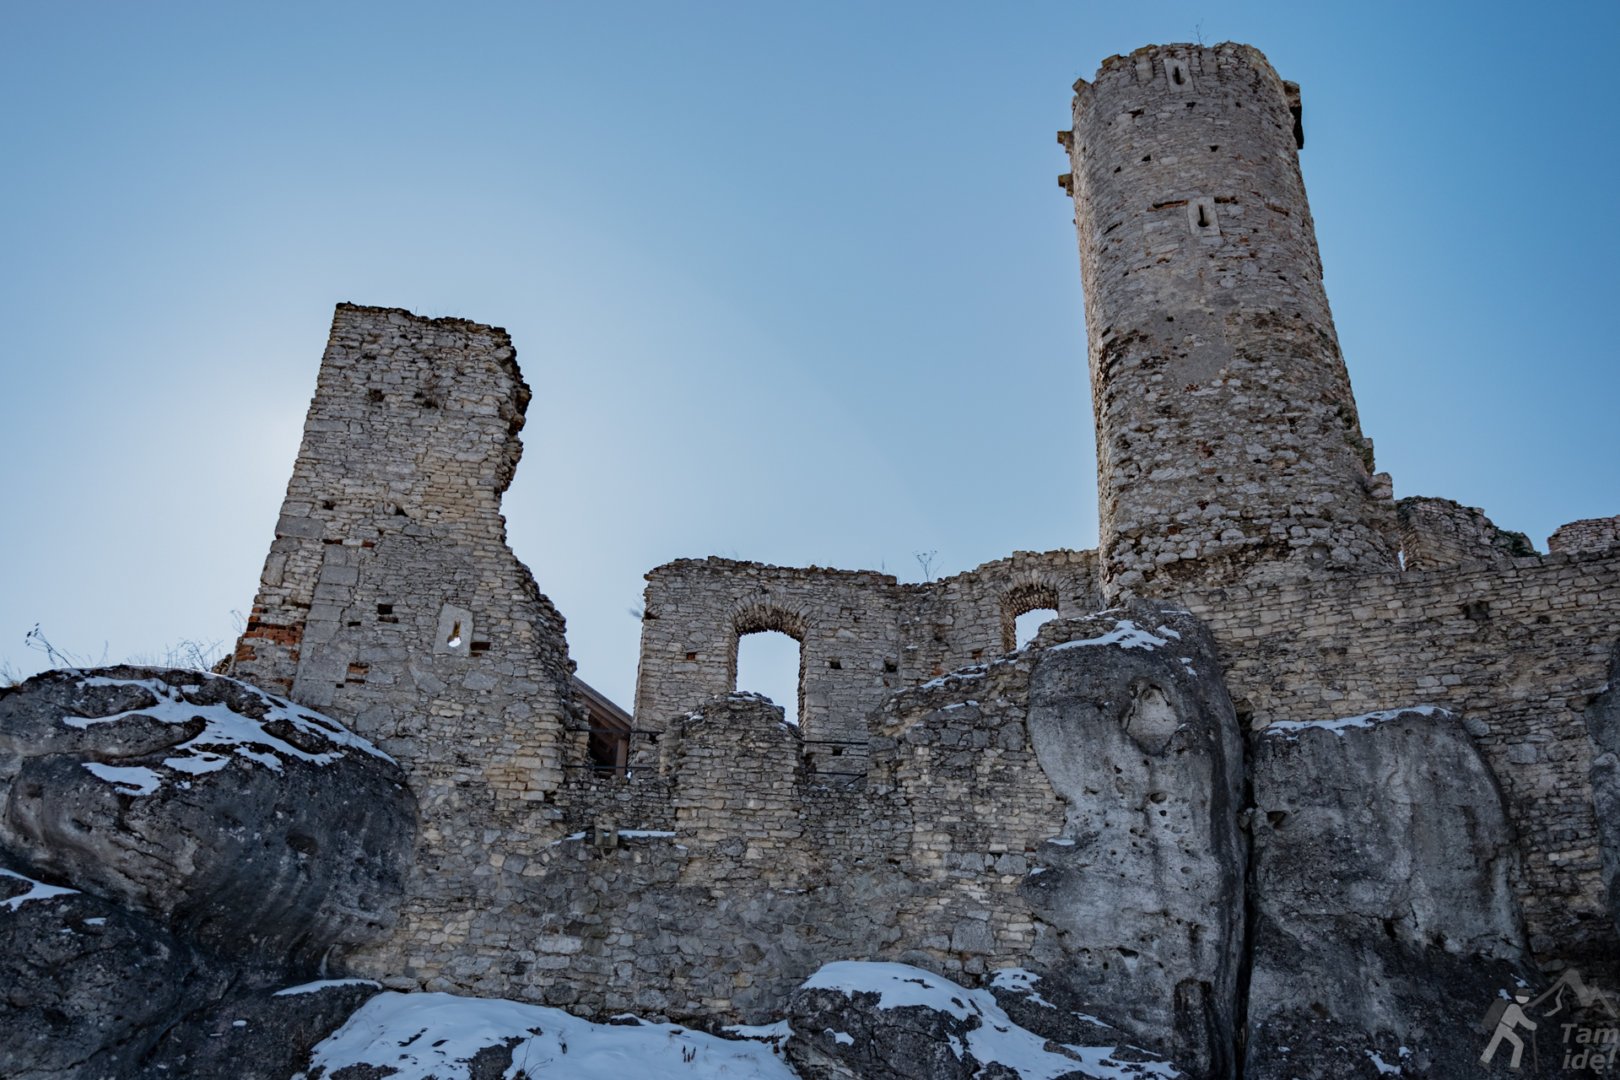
295, 991, 798, 1080
294, 963, 1178, 1080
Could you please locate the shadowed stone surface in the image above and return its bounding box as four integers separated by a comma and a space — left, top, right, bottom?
0, 667, 415, 974
1021, 602, 1246, 1076
144, 980, 384, 1080
1584, 644, 1620, 938
1245, 708, 1538, 1078
0, 876, 224, 1080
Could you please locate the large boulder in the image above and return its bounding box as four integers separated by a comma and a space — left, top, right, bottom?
1, 865, 224, 1080
142, 978, 384, 1080
0, 667, 416, 973
1245, 706, 1541, 1078
1020, 603, 1247, 1076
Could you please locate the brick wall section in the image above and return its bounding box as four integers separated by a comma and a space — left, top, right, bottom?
1181, 550, 1620, 959
1067, 44, 1399, 600
1550, 516, 1620, 556
632, 549, 1099, 765
1397, 495, 1536, 570
228, 303, 583, 983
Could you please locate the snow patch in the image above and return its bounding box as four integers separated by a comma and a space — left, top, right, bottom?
723, 1020, 792, 1043
297, 991, 799, 1080
82, 762, 162, 795
63, 674, 393, 797
1265, 705, 1449, 739
0, 868, 79, 911
917, 666, 988, 692
273, 978, 382, 997
801, 962, 1176, 1079
1366, 1049, 1402, 1075
1049, 621, 1170, 653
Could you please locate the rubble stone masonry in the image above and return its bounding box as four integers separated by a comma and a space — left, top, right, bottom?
230, 303, 583, 982
1066, 44, 1399, 600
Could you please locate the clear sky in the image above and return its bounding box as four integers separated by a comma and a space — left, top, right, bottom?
2, 2, 1616, 714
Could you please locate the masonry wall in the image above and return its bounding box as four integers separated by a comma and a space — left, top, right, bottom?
450, 551, 1620, 1023
1396, 495, 1535, 571
1551, 516, 1620, 556
229, 303, 583, 982
1066, 44, 1399, 600
632, 549, 1099, 767
1181, 549, 1620, 961
460, 653, 1079, 1022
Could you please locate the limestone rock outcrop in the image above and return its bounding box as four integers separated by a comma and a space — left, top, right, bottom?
0, 667, 417, 1080
0, 666, 415, 971
0, 873, 224, 1079
1244, 707, 1537, 1078
1022, 603, 1247, 1076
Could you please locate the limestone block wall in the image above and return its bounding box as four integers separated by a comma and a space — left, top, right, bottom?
1396, 495, 1535, 571
898, 549, 1102, 686
406, 610, 1246, 1048
492, 643, 1106, 1023
632, 549, 1100, 763
228, 303, 582, 982
1066, 43, 1398, 600
633, 560, 904, 758
1550, 515, 1620, 556
1180, 550, 1620, 963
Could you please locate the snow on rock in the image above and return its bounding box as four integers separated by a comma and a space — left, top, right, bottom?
1264, 704, 1448, 739
0, 666, 416, 970
274, 978, 383, 997
0, 866, 78, 911
61, 671, 393, 796
788, 961, 1178, 1079
1047, 619, 1172, 653
297, 991, 800, 1080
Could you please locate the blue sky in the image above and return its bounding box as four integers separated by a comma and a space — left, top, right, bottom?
2, 2, 1616, 714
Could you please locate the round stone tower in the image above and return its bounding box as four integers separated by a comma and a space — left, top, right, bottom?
1064, 43, 1398, 600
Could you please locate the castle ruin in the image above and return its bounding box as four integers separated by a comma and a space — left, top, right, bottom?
227, 41, 1620, 1066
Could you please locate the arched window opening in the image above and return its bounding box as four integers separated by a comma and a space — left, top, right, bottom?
1001, 582, 1062, 652
734, 630, 803, 726
1015, 607, 1059, 649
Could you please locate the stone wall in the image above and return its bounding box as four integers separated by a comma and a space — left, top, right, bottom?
1550, 515, 1620, 556
1180, 549, 1620, 962
1065, 43, 1399, 600
228, 303, 583, 982
1396, 495, 1536, 570
458, 614, 1195, 1027
633, 549, 1099, 766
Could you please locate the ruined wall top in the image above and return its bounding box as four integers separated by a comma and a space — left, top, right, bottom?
632, 549, 1100, 764
1549, 515, 1620, 557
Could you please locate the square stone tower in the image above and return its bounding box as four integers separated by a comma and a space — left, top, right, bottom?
231, 303, 581, 983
